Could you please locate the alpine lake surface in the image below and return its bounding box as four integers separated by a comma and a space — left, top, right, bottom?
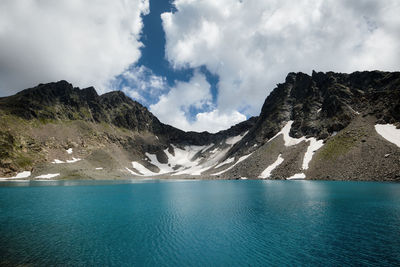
1, 179, 400, 266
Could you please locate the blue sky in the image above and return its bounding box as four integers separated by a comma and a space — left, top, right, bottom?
0, 0, 399, 132
117, 0, 220, 122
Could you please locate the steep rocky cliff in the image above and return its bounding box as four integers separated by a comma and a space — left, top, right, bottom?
218, 71, 400, 180
0, 71, 399, 181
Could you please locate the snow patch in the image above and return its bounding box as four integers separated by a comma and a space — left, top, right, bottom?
124, 138, 246, 177
145, 152, 174, 174
127, 143, 230, 177
226, 131, 249, 145
66, 148, 73, 154
259, 154, 284, 179
125, 167, 141, 176
209, 148, 219, 154
66, 157, 81, 163
287, 173, 306, 180
175, 164, 214, 176
375, 124, 400, 147
214, 157, 235, 169
131, 161, 156, 176
200, 143, 215, 153
240, 177, 248, 180
302, 138, 324, 170
269, 121, 306, 146
52, 157, 81, 164
15, 171, 31, 178
35, 173, 60, 179
165, 145, 206, 169
95, 167, 103, 170
211, 153, 253, 176
172, 145, 233, 176
0, 171, 31, 180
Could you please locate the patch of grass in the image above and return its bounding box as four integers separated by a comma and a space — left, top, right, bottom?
0, 131, 14, 159
0, 112, 58, 130
79, 107, 92, 119
99, 121, 111, 130
0, 114, 29, 128
267, 138, 279, 150
0, 121, 46, 171
318, 128, 366, 160
14, 153, 33, 168
37, 117, 54, 125
119, 127, 130, 134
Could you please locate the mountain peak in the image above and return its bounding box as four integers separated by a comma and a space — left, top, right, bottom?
100, 90, 137, 106
243, 70, 400, 145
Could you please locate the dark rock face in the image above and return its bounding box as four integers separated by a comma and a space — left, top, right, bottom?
239, 71, 400, 148
0, 81, 160, 132
0, 80, 257, 146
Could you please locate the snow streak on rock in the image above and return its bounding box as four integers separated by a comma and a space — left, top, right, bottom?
214, 157, 235, 169
211, 153, 253, 176
269, 121, 305, 146
302, 138, 324, 170
226, 131, 248, 145
259, 154, 284, 179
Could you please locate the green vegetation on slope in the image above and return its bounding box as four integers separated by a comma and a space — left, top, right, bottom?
317, 127, 367, 160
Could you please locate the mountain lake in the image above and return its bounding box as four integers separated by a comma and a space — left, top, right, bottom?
1, 179, 400, 266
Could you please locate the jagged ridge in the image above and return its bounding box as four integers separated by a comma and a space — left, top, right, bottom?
0, 70, 399, 180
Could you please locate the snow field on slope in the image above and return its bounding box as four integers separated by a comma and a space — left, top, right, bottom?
375, 124, 400, 147
128, 131, 249, 176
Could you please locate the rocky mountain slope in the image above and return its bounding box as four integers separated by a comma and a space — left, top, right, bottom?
0, 71, 399, 181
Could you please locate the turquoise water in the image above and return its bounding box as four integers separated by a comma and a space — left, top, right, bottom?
1, 180, 400, 266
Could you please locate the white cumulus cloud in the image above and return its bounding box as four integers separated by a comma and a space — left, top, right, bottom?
194, 109, 246, 133
117, 66, 168, 104
149, 71, 246, 133
162, 0, 400, 117
0, 0, 149, 96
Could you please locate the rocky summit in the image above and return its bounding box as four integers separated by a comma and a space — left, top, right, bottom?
0, 71, 399, 181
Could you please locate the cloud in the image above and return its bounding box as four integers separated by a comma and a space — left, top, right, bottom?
2, 0, 399, 133
149, 71, 246, 133
162, 0, 400, 117
193, 109, 246, 133
0, 0, 149, 96
116, 66, 168, 105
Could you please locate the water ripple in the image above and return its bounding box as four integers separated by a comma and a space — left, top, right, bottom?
1, 180, 400, 266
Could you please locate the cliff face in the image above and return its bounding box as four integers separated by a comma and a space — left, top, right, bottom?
0, 81, 167, 132
0, 71, 399, 181
224, 71, 400, 181
241, 71, 400, 145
